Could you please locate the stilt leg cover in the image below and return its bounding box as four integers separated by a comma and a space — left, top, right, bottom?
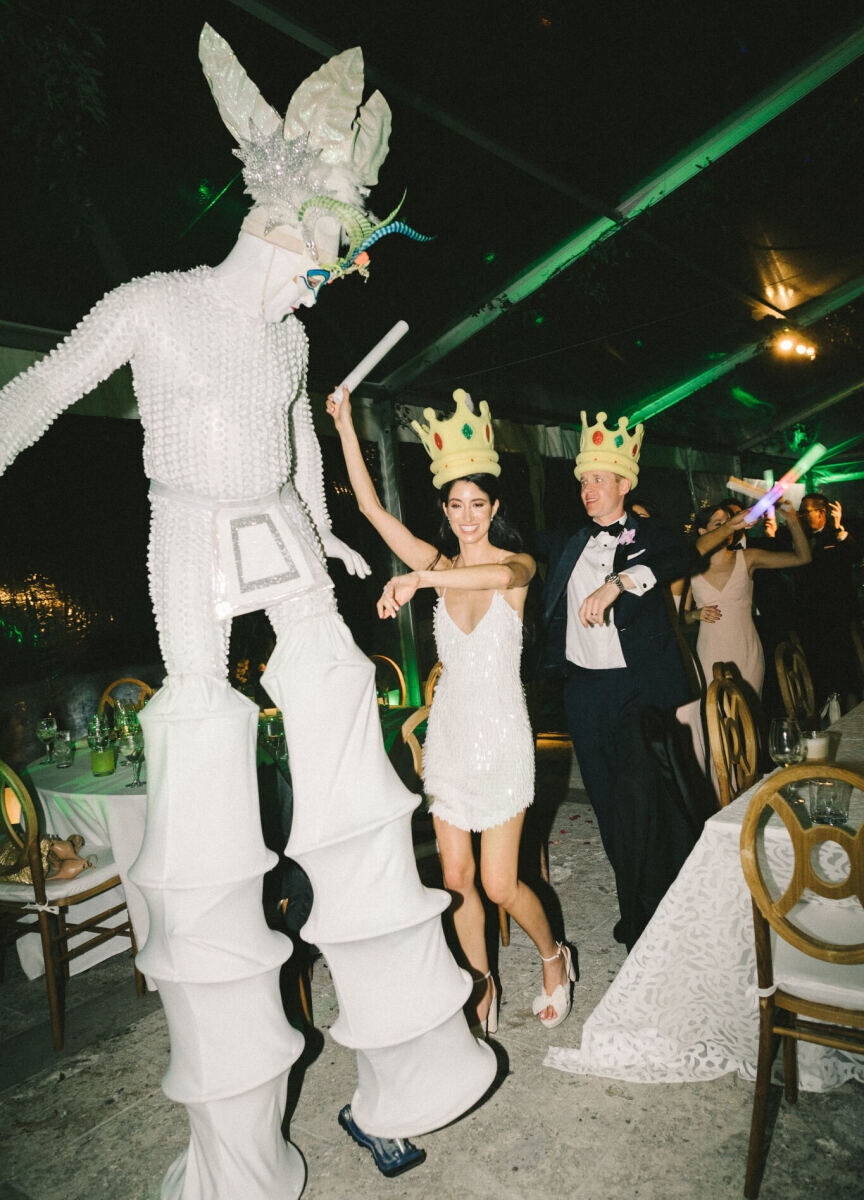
263, 614, 496, 1137
131, 674, 303, 1200
159, 1073, 306, 1200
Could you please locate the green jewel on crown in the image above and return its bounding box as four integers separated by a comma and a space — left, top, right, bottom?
462, 423, 474, 439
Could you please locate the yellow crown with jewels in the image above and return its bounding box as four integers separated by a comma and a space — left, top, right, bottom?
412, 388, 501, 489
574, 410, 644, 490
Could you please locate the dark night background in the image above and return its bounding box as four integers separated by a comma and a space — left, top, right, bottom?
1, 1, 862, 759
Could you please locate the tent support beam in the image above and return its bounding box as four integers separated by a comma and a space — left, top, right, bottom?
625, 271, 864, 428
380, 25, 864, 391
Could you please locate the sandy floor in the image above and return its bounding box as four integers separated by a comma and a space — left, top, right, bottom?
2, 743, 862, 1199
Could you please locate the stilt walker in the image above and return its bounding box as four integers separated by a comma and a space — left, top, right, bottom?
0, 25, 495, 1198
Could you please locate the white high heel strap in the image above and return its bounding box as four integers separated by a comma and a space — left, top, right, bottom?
540, 941, 564, 963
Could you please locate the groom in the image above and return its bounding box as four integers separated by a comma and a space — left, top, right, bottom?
540, 413, 725, 948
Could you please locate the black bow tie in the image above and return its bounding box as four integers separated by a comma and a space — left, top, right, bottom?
589, 521, 624, 539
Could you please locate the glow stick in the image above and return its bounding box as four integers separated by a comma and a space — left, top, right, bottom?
747, 442, 827, 521
762, 469, 775, 521
339, 320, 409, 394
726, 476, 769, 502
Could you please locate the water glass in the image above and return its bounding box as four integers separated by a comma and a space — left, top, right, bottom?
800, 728, 831, 762
808, 779, 852, 826
53, 731, 74, 769
90, 743, 116, 777
768, 718, 805, 768
260, 714, 285, 762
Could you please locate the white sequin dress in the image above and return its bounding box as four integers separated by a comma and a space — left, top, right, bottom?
424, 590, 534, 831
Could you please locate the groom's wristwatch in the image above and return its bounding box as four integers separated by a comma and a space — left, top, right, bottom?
605, 572, 626, 593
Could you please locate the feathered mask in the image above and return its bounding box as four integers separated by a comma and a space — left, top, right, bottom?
199, 25, 432, 281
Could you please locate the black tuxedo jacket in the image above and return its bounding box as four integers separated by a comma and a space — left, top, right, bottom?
539, 514, 695, 711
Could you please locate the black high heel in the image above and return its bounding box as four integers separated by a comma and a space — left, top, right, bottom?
469, 970, 499, 1039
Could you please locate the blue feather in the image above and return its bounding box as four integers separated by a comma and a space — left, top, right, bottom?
357, 222, 435, 255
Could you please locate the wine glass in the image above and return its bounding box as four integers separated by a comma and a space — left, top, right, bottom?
37, 716, 58, 761
114, 701, 140, 738
768, 718, 805, 769
119, 729, 145, 786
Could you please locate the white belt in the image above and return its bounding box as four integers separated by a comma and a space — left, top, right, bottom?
149, 480, 326, 619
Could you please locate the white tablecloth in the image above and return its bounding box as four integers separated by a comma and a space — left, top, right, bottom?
18, 751, 147, 980
545, 705, 864, 1092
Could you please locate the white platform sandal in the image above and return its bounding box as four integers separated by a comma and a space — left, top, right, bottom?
532, 942, 577, 1029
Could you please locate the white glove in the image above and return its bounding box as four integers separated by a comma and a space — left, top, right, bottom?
320, 530, 371, 577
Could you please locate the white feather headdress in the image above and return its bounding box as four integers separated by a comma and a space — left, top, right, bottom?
199, 24, 391, 259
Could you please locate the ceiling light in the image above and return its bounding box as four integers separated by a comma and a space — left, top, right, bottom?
775, 330, 816, 360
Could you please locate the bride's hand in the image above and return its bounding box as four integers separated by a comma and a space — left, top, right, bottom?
325, 385, 352, 432
377, 572, 420, 618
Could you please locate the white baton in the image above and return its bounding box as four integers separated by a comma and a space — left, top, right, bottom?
338, 320, 409, 394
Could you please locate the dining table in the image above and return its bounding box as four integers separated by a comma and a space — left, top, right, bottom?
18, 748, 148, 980
545, 702, 864, 1093
17, 702, 424, 981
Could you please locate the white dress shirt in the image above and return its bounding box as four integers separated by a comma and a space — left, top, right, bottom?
565, 523, 657, 669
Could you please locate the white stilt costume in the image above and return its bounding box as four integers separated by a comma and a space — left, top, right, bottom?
0, 26, 494, 1199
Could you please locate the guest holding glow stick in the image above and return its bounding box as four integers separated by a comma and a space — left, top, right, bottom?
684, 500, 810, 699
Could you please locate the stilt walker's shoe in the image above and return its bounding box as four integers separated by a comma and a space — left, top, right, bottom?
532, 941, 577, 1030
338, 1105, 427, 1177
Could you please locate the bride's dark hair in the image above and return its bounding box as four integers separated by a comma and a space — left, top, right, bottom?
432, 473, 525, 560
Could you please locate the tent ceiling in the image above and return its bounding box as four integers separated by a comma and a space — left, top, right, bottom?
2, 0, 862, 471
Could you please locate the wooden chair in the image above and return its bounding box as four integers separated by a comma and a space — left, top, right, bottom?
0, 760, 144, 1049
705, 663, 760, 807
98, 676, 155, 716
739, 765, 864, 1198
369, 654, 407, 707
774, 641, 816, 724
423, 661, 443, 707
390, 705, 429, 783
389, 707, 510, 948
277, 897, 314, 1025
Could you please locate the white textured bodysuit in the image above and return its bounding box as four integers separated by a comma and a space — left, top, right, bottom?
423, 590, 535, 831
0, 265, 496, 1185
0, 266, 333, 671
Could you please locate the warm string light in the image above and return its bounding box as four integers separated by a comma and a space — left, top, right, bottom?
776, 331, 816, 359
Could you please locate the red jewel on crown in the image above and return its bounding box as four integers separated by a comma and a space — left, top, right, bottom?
632, 445, 638, 455
434, 433, 443, 450
592, 431, 603, 445
485, 425, 491, 441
